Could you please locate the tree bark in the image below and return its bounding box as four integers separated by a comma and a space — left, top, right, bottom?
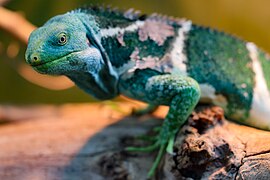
0, 103, 269, 180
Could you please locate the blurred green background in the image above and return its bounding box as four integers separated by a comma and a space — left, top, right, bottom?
1, 0, 270, 104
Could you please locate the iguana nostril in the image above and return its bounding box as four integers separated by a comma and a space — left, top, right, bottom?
28, 53, 41, 65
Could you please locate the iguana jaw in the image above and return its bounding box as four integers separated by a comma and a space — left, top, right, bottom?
31, 56, 66, 74
30, 51, 82, 75
30, 52, 72, 67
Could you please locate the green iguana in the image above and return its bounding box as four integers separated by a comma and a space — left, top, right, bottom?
25, 6, 270, 178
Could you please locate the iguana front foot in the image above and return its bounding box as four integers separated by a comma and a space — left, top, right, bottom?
125, 141, 159, 152
135, 134, 157, 142
125, 133, 175, 178
134, 125, 162, 142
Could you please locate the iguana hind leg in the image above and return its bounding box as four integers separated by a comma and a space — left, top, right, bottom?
132, 104, 158, 116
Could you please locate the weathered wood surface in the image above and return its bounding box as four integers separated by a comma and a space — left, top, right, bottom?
0, 103, 270, 180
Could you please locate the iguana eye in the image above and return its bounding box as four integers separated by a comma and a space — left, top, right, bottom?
57, 33, 67, 45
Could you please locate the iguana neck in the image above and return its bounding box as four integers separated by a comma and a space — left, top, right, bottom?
72, 7, 191, 75
73, 7, 185, 75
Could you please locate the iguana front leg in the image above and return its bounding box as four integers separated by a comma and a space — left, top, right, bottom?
119, 69, 201, 177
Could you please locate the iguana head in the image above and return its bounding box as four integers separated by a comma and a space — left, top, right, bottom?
25, 12, 118, 100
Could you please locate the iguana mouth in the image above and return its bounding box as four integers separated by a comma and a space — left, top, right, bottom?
31, 57, 64, 67
31, 61, 50, 67
31, 51, 80, 68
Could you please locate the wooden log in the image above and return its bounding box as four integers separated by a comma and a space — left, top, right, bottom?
164, 106, 270, 179
0, 103, 270, 180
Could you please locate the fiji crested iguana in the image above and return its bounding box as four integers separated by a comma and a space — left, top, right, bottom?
25, 6, 270, 178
